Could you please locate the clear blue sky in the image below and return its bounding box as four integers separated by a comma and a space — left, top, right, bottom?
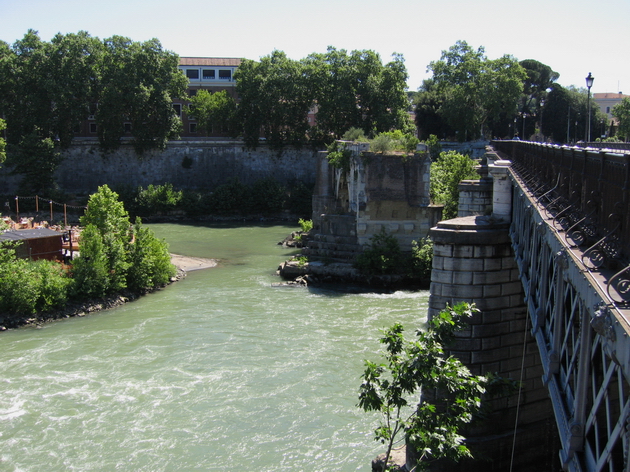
1, 0, 629, 94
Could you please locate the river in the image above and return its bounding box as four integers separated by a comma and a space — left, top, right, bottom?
0, 223, 429, 471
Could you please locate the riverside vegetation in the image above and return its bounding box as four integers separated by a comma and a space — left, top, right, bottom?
359, 302, 518, 471
0, 185, 176, 327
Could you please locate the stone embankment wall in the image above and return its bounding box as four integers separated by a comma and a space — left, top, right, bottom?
0, 139, 319, 195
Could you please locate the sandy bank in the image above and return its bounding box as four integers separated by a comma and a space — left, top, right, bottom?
170, 254, 218, 272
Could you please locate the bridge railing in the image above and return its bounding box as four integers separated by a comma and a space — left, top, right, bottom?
492, 140, 630, 304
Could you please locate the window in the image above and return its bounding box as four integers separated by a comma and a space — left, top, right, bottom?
89, 123, 97, 133
186, 69, 199, 79
189, 123, 197, 133
219, 70, 232, 80
202, 69, 215, 80
173, 103, 182, 117
124, 123, 132, 133
188, 89, 197, 97
606, 106, 611, 113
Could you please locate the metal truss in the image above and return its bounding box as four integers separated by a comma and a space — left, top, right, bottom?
510, 166, 630, 472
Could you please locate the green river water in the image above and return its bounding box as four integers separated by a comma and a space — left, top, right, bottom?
0, 223, 429, 471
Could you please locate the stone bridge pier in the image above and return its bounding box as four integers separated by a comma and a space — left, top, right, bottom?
426, 155, 560, 471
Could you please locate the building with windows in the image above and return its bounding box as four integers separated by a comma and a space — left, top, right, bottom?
176, 57, 242, 137
593, 92, 629, 123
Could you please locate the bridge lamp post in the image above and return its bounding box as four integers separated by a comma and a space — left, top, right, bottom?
586, 72, 594, 142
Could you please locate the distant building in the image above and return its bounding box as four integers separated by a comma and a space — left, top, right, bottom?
176, 57, 242, 137
593, 92, 629, 123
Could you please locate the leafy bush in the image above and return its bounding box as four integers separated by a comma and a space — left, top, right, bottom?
298, 218, 313, 233
430, 151, 479, 220
249, 177, 286, 215
354, 229, 404, 275
71, 224, 111, 298
326, 141, 352, 172
410, 237, 433, 280
126, 218, 176, 292
207, 179, 249, 215
359, 303, 490, 469
342, 127, 368, 142
0, 243, 72, 315
369, 133, 394, 154
134, 183, 183, 216
369, 130, 420, 154
423, 134, 442, 161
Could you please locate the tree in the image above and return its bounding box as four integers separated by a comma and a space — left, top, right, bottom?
305, 47, 411, 141
518, 59, 559, 136
612, 97, 630, 141
186, 89, 237, 137
73, 185, 176, 297
0, 119, 6, 165
430, 151, 479, 220
358, 303, 488, 471
97, 36, 188, 154
235, 51, 313, 149
126, 217, 176, 292
428, 40, 525, 141
543, 84, 607, 143
6, 129, 62, 194
79, 185, 132, 294
0, 30, 102, 148
414, 79, 452, 140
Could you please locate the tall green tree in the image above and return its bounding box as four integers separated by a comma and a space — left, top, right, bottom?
235, 51, 313, 149
543, 84, 607, 143
79, 185, 132, 294
428, 40, 525, 141
186, 89, 237, 137
97, 36, 188, 154
414, 79, 451, 140
0, 30, 102, 147
612, 97, 630, 141
305, 47, 411, 141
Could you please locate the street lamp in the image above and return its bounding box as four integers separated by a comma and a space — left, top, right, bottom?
586, 72, 594, 142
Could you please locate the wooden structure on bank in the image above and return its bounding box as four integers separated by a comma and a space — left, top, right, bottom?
0, 228, 64, 261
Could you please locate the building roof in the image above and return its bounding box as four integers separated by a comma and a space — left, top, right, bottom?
179, 57, 242, 67
593, 93, 629, 100
0, 228, 62, 241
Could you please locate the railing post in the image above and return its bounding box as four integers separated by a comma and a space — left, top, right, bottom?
488, 159, 513, 222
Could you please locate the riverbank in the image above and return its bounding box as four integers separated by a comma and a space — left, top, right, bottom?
0, 254, 217, 331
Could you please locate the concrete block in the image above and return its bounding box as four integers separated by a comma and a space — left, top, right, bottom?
441, 283, 484, 298
445, 257, 485, 271
432, 255, 444, 270
471, 347, 511, 364
452, 271, 473, 285
432, 244, 453, 257
431, 269, 453, 284
473, 270, 513, 285
472, 321, 512, 337
484, 258, 503, 271
473, 246, 496, 258
482, 336, 502, 350
452, 245, 474, 258
474, 296, 514, 311
483, 284, 502, 298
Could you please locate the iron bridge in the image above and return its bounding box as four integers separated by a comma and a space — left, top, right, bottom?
493, 141, 630, 472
